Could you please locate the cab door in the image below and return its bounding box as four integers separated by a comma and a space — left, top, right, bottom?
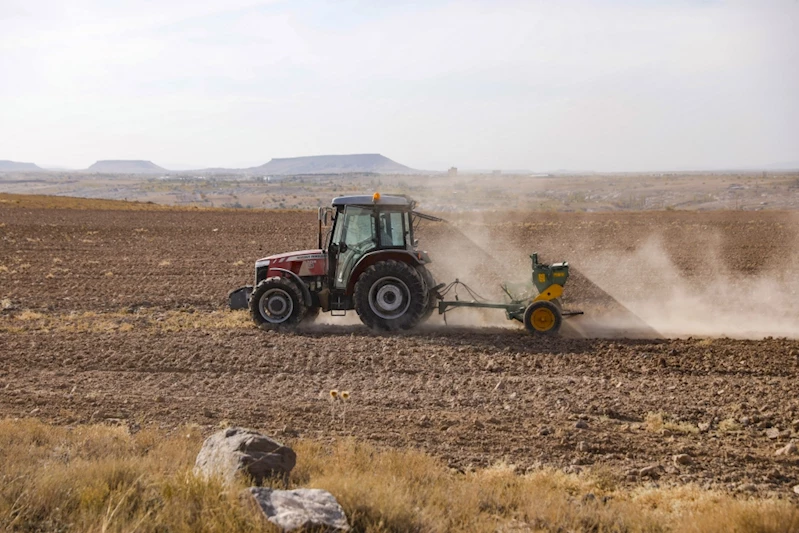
330, 206, 377, 290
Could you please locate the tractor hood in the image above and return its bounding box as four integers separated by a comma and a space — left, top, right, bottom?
255, 249, 325, 267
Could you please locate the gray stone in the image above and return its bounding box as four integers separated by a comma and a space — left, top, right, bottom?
639, 465, 660, 478
195, 427, 296, 485
673, 454, 693, 466
765, 427, 780, 439
575, 420, 589, 430
249, 487, 350, 532
775, 441, 797, 456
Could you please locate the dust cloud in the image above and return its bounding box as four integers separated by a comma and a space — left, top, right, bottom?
415, 213, 799, 340
576, 236, 799, 339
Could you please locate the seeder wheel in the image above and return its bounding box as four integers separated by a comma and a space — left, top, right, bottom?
523, 300, 562, 336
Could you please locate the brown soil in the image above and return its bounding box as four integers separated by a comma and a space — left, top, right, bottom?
2, 196, 798, 497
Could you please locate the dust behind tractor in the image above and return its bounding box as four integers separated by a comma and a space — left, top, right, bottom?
229, 193, 582, 334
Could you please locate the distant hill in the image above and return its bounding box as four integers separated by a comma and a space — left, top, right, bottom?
251, 154, 415, 175
88, 160, 167, 174
0, 160, 43, 172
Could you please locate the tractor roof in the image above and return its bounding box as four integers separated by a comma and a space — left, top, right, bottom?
331, 194, 412, 208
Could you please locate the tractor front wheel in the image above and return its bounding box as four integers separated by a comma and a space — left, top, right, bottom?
354, 260, 426, 331
523, 300, 562, 336
249, 277, 306, 329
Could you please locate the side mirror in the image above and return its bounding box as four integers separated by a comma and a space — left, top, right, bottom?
318, 207, 332, 226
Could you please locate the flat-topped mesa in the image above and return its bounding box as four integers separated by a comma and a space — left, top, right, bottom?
252, 153, 415, 175
0, 160, 43, 172
87, 160, 167, 174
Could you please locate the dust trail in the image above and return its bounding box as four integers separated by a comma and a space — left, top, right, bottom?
417, 211, 799, 340
577, 236, 799, 339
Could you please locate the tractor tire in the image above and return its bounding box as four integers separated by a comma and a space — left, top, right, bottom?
523, 300, 562, 336
354, 260, 426, 331
417, 266, 437, 322
249, 277, 306, 330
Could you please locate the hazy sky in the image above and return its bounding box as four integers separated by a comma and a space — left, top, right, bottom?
1, 0, 797, 171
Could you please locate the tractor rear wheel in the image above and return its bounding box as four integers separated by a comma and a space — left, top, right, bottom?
354, 260, 426, 331
417, 266, 437, 322
249, 277, 306, 329
523, 300, 562, 336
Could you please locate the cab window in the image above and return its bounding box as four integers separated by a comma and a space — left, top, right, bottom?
378, 210, 406, 248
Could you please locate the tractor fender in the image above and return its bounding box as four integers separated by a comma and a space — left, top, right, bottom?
347, 250, 423, 295
271, 267, 313, 308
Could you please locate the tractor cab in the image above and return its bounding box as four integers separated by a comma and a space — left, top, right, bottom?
322, 194, 421, 294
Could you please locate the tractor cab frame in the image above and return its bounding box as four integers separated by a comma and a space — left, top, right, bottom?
318, 194, 433, 311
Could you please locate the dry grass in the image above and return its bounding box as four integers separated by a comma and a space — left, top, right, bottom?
645, 412, 700, 435
1, 419, 796, 533
0, 193, 303, 213
0, 193, 178, 211
0, 309, 252, 334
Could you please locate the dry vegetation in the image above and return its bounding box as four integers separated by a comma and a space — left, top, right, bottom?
2, 419, 797, 533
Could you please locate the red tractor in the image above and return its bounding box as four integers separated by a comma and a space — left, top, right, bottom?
229, 193, 442, 331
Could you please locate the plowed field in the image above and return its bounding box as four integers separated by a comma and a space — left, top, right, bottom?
2, 194, 799, 497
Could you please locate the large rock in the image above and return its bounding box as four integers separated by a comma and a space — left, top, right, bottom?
249, 487, 350, 532
195, 427, 296, 485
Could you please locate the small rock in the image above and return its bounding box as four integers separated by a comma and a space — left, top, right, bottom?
794, 485, 799, 495
249, 487, 350, 532
538, 427, 552, 436
698, 422, 711, 433
765, 427, 781, 439
639, 465, 660, 478
673, 454, 693, 466
575, 420, 589, 430
202, 408, 215, 418
739, 417, 750, 427
775, 441, 797, 456
739, 483, 757, 493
